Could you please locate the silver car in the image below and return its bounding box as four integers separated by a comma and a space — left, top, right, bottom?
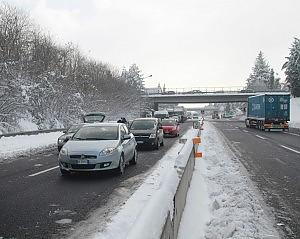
58, 123, 137, 176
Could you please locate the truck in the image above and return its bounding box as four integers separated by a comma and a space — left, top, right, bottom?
245, 94, 290, 131
167, 106, 187, 123
154, 110, 169, 120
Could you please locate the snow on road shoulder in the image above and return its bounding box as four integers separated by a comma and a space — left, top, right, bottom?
0, 132, 63, 161
290, 97, 300, 129
178, 122, 280, 239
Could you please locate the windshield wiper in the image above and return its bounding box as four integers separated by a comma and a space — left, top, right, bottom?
73, 137, 85, 140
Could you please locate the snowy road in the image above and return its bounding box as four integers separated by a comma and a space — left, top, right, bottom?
0, 122, 191, 239
212, 119, 300, 239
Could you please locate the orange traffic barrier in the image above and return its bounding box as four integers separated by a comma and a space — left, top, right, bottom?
195, 152, 203, 158
193, 137, 201, 144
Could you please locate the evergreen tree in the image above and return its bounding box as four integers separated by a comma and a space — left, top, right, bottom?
246, 51, 270, 91
268, 68, 281, 90
282, 38, 300, 97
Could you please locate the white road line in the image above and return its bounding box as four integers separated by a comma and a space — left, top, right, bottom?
28, 166, 59, 177
280, 145, 300, 154
274, 158, 287, 165
243, 130, 249, 133
283, 132, 300, 137
255, 135, 266, 140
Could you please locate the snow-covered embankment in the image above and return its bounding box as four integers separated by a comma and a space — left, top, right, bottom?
290, 97, 300, 129
0, 132, 63, 161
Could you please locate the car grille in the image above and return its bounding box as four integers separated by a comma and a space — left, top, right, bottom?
70, 155, 97, 159
71, 164, 96, 169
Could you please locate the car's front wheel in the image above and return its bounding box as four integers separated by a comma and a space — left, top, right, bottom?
60, 168, 70, 177
129, 148, 137, 165
117, 155, 125, 175
154, 139, 160, 150
160, 139, 164, 146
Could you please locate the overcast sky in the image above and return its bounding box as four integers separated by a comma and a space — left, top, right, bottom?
8, 0, 300, 89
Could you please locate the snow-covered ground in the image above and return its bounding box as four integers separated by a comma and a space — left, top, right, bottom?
0, 132, 62, 161
290, 97, 300, 129
178, 122, 280, 239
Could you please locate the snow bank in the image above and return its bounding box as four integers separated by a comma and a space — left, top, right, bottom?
91, 128, 198, 239
0, 132, 63, 161
290, 97, 300, 129
178, 122, 280, 239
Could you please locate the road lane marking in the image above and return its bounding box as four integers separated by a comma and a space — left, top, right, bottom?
29, 166, 59, 177
255, 135, 266, 140
274, 158, 287, 165
280, 145, 300, 154
283, 132, 300, 137
243, 130, 249, 133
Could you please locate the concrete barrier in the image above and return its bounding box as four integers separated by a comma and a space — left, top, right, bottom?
160, 137, 197, 239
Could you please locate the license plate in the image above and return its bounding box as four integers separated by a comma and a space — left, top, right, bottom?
77, 159, 88, 164
137, 141, 144, 144
165, 131, 169, 133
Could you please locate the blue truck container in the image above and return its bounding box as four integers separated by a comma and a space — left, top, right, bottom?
246, 93, 290, 131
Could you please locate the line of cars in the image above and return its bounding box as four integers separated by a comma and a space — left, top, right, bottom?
57, 113, 181, 176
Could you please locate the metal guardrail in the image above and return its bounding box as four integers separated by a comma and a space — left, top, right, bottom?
0, 128, 65, 139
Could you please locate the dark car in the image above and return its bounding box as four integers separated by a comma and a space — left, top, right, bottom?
57, 124, 85, 151
162, 90, 176, 95
129, 118, 164, 150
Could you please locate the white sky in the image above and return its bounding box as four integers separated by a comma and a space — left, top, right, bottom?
8, 0, 300, 89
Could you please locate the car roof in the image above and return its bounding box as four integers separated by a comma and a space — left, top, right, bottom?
81, 122, 123, 127
133, 118, 158, 121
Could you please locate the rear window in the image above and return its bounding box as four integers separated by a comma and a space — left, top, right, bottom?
162, 120, 176, 126
130, 120, 156, 130
83, 113, 105, 123
73, 126, 118, 140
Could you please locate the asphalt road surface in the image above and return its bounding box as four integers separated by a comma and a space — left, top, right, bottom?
0, 122, 191, 239
211, 119, 300, 239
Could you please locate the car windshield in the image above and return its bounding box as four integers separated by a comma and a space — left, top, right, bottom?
73, 126, 118, 140
130, 120, 155, 130
162, 120, 176, 126
67, 124, 83, 133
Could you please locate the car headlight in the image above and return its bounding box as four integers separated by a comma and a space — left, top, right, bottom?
99, 147, 117, 156
58, 139, 64, 144
60, 148, 68, 156
149, 133, 156, 138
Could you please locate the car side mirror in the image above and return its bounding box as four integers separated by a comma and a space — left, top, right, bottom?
63, 130, 67, 133
122, 134, 131, 140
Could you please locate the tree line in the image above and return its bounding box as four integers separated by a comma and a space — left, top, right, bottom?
0, 3, 145, 133
246, 39, 300, 97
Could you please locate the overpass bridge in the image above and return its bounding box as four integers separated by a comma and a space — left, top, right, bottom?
142, 88, 290, 110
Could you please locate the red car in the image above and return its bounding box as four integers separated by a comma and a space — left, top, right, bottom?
161, 119, 180, 137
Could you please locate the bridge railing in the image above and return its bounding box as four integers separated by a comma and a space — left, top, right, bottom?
142, 87, 290, 95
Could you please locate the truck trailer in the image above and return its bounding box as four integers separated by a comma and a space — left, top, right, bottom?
245, 93, 290, 131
